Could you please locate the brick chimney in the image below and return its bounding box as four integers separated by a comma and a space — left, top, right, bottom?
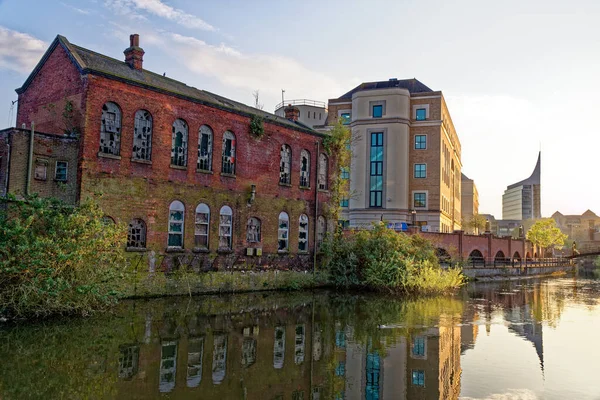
284, 104, 300, 122
124, 34, 144, 70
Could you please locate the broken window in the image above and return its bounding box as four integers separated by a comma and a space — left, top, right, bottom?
278, 212, 289, 251
273, 326, 285, 369
197, 125, 213, 171
242, 338, 257, 368
295, 324, 305, 364
187, 337, 204, 388
212, 334, 227, 384
34, 159, 47, 180
118, 344, 140, 379
159, 340, 178, 393
300, 150, 310, 187
171, 119, 188, 167
279, 144, 291, 184
127, 218, 147, 249
219, 205, 233, 250
246, 217, 261, 243
99, 102, 121, 156
318, 153, 328, 190
168, 200, 185, 248
55, 161, 68, 181
133, 109, 152, 161
317, 216, 326, 247
194, 203, 210, 249
298, 214, 309, 252
221, 131, 236, 175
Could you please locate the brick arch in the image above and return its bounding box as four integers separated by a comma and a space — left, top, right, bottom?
468, 249, 485, 266
513, 251, 521, 261
436, 247, 451, 266
494, 250, 507, 265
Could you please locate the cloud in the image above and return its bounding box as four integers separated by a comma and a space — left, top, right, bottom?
460, 388, 540, 400
160, 32, 342, 109
105, 0, 214, 31
0, 26, 47, 73
60, 2, 91, 15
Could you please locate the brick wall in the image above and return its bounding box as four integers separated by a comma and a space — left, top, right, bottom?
0, 130, 9, 197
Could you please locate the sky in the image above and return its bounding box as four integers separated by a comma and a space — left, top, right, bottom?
0, 0, 598, 217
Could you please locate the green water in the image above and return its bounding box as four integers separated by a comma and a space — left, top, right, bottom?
1, 276, 599, 399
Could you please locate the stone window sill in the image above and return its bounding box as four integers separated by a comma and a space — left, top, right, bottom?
131, 158, 152, 165
98, 152, 121, 160
298, 251, 309, 255
299, 186, 311, 190
279, 182, 292, 187
54, 179, 68, 183
220, 173, 236, 179
196, 169, 213, 174
170, 164, 187, 170
318, 189, 329, 194
166, 247, 186, 253
217, 248, 234, 254
126, 247, 148, 252
192, 247, 210, 253
278, 250, 289, 254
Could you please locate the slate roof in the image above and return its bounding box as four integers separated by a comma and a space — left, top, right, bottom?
17, 35, 320, 136
332, 78, 434, 101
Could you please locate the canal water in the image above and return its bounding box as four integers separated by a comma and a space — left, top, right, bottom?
1, 276, 600, 399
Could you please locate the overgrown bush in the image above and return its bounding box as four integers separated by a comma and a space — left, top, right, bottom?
321, 223, 464, 294
0, 196, 128, 319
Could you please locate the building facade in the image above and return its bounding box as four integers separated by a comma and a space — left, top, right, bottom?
274, 99, 328, 129
11, 34, 334, 264
460, 173, 479, 233
502, 152, 541, 220
552, 210, 600, 252
328, 79, 462, 233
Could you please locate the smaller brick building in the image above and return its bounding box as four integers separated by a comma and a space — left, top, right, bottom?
10, 33, 335, 267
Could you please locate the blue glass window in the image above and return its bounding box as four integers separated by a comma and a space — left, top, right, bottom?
412, 337, 425, 357
340, 167, 350, 180
416, 108, 426, 121
341, 113, 351, 125
415, 135, 426, 150
340, 198, 349, 208
335, 330, 346, 348
366, 352, 380, 400
412, 370, 425, 386
414, 164, 426, 178
414, 193, 426, 208
370, 132, 384, 208
335, 361, 346, 376
372, 104, 383, 118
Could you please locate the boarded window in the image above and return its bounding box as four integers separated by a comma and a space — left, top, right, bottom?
212, 334, 227, 384
118, 345, 140, 379
279, 145, 291, 184
219, 205, 233, 250
300, 150, 310, 187
133, 110, 152, 161
221, 131, 236, 175
318, 153, 328, 190
168, 201, 184, 248
34, 160, 47, 180
246, 217, 261, 243
194, 203, 210, 249
127, 218, 147, 249
197, 125, 213, 171
100, 102, 121, 155
278, 212, 289, 251
298, 214, 309, 252
171, 119, 188, 167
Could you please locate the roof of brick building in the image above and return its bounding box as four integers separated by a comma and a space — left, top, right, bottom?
17, 35, 320, 136
331, 78, 434, 101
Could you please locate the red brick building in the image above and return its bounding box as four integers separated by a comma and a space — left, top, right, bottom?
13, 34, 333, 266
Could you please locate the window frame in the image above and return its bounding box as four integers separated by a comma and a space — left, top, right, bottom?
300, 150, 310, 188
413, 192, 427, 209
415, 108, 427, 121
415, 134, 427, 150
194, 203, 210, 250
197, 125, 213, 172
221, 131, 236, 175
372, 104, 383, 118
127, 218, 147, 250
218, 205, 233, 250
55, 161, 68, 182
246, 217, 262, 243
298, 214, 309, 252
318, 153, 328, 190
369, 132, 384, 208
168, 201, 185, 249
99, 101, 122, 156
414, 163, 427, 179
171, 119, 189, 167
278, 211, 289, 252
132, 109, 153, 161
279, 144, 292, 185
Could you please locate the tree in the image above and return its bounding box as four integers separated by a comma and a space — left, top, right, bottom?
465, 214, 487, 234
526, 219, 567, 256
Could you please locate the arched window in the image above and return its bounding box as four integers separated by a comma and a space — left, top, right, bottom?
273, 326, 285, 369
280, 145, 291, 185
300, 150, 310, 188
197, 125, 213, 171
247, 217, 261, 243
194, 203, 210, 249
318, 153, 328, 190
278, 212, 289, 251
222, 131, 236, 175
298, 214, 309, 252
168, 200, 185, 248
133, 110, 152, 161
102, 215, 115, 225
317, 216, 326, 247
212, 334, 227, 384
100, 102, 121, 155
219, 205, 233, 250
127, 218, 147, 249
171, 119, 188, 167
186, 337, 203, 388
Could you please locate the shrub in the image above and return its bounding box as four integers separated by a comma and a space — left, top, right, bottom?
0, 196, 128, 319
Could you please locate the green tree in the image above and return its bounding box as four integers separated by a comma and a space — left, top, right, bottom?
526, 219, 568, 256
0, 195, 128, 319
465, 214, 487, 234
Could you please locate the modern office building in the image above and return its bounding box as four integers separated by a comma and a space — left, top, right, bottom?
461, 173, 479, 232
502, 152, 541, 220
274, 99, 328, 129
328, 78, 463, 233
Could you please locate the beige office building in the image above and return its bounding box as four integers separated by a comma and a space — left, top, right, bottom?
328, 78, 462, 233
461, 173, 479, 233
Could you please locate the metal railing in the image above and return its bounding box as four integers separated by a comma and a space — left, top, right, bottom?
274, 99, 326, 111
458, 257, 572, 269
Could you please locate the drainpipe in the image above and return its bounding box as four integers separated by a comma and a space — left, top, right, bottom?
313, 140, 320, 275
26, 122, 34, 196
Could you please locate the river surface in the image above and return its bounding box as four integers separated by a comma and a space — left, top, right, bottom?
1, 275, 600, 399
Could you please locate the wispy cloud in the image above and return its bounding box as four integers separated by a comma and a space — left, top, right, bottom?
105, 0, 214, 31
60, 2, 92, 15
460, 388, 540, 400
0, 26, 46, 72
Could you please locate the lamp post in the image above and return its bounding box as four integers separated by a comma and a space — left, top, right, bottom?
519, 225, 524, 239
411, 209, 417, 227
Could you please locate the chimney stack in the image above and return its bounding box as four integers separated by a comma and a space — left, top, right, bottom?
124, 34, 144, 70
284, 104, 300, 122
